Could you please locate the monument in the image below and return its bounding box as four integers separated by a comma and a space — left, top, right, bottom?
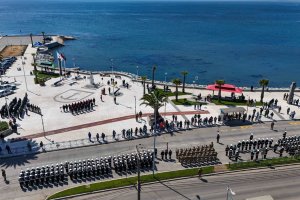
287, 82, 296, 104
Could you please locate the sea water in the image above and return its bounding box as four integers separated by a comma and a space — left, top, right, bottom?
1, 0, 300, 87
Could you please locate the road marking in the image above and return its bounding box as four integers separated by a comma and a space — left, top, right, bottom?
289, 122, 300, 125
240, 125, 252, 129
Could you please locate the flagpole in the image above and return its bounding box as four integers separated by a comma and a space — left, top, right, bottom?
226, 185, 229, 200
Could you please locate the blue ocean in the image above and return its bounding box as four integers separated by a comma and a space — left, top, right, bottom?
1, 0, 300, 87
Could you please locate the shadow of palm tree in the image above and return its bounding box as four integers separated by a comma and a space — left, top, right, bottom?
0, 152, 38, 169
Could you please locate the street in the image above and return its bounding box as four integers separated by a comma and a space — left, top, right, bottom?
72, 165, 300, 200
0, 120, 300, 200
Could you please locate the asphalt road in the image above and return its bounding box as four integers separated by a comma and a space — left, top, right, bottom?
71, 165, 300, 200
1, 120, 300, 200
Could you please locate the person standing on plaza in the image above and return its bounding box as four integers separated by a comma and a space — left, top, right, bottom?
271, 121, 275, 130
217, 132, 220, 143
2, 169, 6, 182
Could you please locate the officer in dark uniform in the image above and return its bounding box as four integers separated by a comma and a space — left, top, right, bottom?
241, 140, 245, 151
168, 149, 172, 160
161, 151, 164, 160
250, 150, 254, 160
279, 147, 284, 157
283, 131, 287, 139
225, 145, 229, 156
255, 150, 259, 160
245, 140, 249, 151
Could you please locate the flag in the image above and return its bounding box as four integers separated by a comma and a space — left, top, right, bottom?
56, 51, 66, 61
60, 53, 66, 61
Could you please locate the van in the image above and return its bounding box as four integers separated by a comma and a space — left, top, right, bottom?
0, 84, 16, 90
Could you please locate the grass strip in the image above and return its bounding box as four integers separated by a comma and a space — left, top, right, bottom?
33, 70, 60, 79
172, 99, 208, 106
156, 88, 191, 97
211, 99, 263, 106
48, 166, 214, 200
227, 156, 300, 171
0, 121, 9, 131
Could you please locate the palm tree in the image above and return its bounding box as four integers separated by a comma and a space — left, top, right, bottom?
172, 78, 182, 101
215, 80, 225, 102
151, 65, 156, 87
141, 76, 147, 95
181, 71, 188, 93
259, 79, 269, 102
140, 89, 168, 117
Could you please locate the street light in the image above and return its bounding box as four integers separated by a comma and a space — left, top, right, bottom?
152, 93, 159, 176
21, 56, 28, 91
136, 66, 139, 80
136, 144, 144, 200
134, 96, 137, 115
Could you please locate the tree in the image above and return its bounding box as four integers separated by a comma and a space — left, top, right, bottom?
141, 76, 147, 95
181, 71, 188, 93
152, 65, 156, 87
172, 78, 182, 101
259, 79, 269, 103
140, 89, 168, 117
215, 80, 225, 102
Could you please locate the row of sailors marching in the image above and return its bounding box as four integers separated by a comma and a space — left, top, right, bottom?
113, 152, 153, 173
65, 158, 112, 181
18, 164, 65, 188
228, 147, 271, 161
225, 138, 273, 154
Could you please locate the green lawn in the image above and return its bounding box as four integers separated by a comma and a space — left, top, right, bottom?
227, 156, 300, 171
212, 99, 263, 106
156, 88, 191, 97
172, 99, 208, 106
47, 166, 214, 200
33, 70, 60, 80
0, 121, 9, 131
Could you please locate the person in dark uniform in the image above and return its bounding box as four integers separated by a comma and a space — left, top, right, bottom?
217, 133, 220, 143
225, 145, 229, 156
251, 150, 254, 160
161, 151, 164, 160
255, 150, 259, 160
250, 133, 254, 140
2, 169, 6, 182
271, 121, 275, 130
168, 149, 172, 160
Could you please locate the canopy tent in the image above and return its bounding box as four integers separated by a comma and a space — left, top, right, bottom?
220, 107, 246, 115
33, 42, 44, 47
206, 83, 243, 93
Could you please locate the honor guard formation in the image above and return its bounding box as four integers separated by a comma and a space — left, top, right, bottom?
62, 98, 96, 115
18, 149, 153, 190
225, 132, 300, 161
176, 143, 219, 166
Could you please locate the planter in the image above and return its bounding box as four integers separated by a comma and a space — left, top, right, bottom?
0, 128, 13, 138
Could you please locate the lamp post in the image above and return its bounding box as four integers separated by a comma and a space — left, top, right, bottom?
152, 93, 159, 176
136, 66, 139, 80
40, 114, 45, 138
110, 58, 114, 78
21, 56, 28, 91
136, 144, 143, 200
134, 96, 137, 115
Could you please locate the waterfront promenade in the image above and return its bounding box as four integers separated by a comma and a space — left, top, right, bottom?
0, 44, 300, 156
0, 44, 300, 200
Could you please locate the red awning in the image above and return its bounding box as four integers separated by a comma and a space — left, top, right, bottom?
206, 83, 243, 93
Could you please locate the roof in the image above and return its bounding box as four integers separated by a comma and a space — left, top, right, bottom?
206, 83, 243, 93
220, 107, 246, 114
